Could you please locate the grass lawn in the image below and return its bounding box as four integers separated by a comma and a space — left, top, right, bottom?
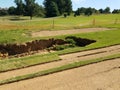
0, 14, 120, 44
0, 14, 120, 31
53, 29, 120, 55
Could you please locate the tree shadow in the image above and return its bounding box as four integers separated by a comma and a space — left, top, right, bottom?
9, 16, 28, 21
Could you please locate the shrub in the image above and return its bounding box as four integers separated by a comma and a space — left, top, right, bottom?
65, 38, 76, 45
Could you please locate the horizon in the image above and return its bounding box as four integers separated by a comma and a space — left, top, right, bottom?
0, 0, 120, 11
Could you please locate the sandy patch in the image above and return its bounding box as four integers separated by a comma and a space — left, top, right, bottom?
31, 28, 111, 37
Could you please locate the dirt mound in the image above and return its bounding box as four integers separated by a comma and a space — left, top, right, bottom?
0, 37, 96, 57
0, 39, 66, 56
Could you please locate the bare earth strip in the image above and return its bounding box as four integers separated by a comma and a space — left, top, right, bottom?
0, 58, 120, 90
31, 28, 111, 37
0, 45, 120, 81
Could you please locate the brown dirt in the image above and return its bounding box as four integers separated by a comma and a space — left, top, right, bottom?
31, 28, 111, 37
0, 45, 120, 81
0, 58, 120, 90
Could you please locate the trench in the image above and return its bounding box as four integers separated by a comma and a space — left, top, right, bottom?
0, 36, 96, 58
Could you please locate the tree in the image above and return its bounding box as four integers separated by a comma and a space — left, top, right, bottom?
44, 0, 60, 17
24, 0, 36, 19
85, 7, 93, 16
64, 0, 72, 15
56, 0, 65, 15
99, 9, 104, 14
33, 3, 45, 17
112, 9, 120, 14
75, 7, 86, 16
104, 7, 111, 14
74, 8, 81, 16
44, 0, 72, 17
8, 6, 16, 15
0, 8, 8, 16
14, 0, 24, 15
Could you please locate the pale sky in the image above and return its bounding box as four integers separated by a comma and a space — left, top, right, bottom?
0, 0, 120, 11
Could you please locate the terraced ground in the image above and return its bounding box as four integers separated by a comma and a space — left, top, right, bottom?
0, 58, 119, 90
0, 44, 120, 81
0, 28, 119, 89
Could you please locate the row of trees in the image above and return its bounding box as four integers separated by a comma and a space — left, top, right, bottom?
0, 0, 120, 18
0, 0, 72, 18
0, 0, 45, 19
75, 7, 111, 16
112, 9, 120, 14
14, 0, 45, 19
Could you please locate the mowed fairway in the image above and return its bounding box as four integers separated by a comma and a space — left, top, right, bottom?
0, 14, 120, 90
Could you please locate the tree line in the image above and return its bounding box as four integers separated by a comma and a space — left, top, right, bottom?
0, 0, 120, 19
74, 7, 120, 16
0, 0, 72, 19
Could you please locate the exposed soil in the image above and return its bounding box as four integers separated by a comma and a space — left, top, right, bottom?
31, 28, 111, 37
0, 45, 120, 81
0, 37, 96, 58
0, 58, 120, 90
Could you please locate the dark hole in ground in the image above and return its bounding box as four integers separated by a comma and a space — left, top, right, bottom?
65, 36, 96, 47
0, 36, 96, 58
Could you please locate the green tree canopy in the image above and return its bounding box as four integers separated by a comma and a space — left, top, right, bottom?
14, 0, 24, 15
44, 0, 60, 17
44, 0, 72, 17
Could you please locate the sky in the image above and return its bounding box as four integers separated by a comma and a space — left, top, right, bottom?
0, 0, 120, 11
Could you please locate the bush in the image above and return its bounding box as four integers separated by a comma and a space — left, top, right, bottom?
53, 44, 76, 51
65, 38, 76, 45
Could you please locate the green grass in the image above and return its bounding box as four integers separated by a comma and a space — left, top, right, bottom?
0, 30, 32, 44
0, 14, 120, 44
0, 53, 120, 85
0, 14, 120, 31
52, 29, 120, 55
0, 53, 60, 72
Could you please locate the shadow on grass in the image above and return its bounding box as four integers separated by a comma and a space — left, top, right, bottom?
9, 16, 29, 21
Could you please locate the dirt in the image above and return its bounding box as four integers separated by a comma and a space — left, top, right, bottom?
31, 28, 111, 37
0, 36, 96, 57
0, 45, 120, 81
0, 58, 120, 90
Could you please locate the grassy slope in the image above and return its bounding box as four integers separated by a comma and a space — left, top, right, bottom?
0, 53, 60, 72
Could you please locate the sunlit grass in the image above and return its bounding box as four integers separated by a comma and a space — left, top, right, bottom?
0, 14, 120, 30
